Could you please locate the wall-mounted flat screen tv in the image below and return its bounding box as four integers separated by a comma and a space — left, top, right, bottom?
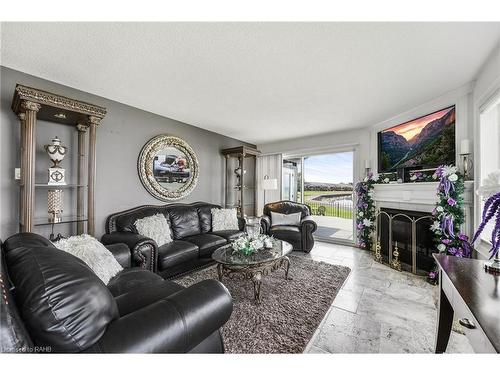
378, 106, 456, 173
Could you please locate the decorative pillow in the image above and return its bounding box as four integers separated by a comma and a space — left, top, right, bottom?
271, 211, 302, 227
53, 234, 123, 285
211, 208, 239, 231
134, 213, 172, 246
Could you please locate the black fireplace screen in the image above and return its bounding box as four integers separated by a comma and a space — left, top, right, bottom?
378, 208, 435, 274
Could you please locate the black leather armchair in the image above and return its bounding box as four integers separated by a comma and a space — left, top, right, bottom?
1, 233, 232, 353
261, 201, 317, 252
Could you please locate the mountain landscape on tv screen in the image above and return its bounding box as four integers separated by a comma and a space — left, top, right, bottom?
379, 107, 456, 172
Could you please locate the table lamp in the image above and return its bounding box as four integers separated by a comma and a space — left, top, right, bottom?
262, 175, 278, 205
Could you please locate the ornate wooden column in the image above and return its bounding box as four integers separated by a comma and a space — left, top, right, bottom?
87, 116, 100, 236
240, 154, 245, 218
18, 112, 26, 230
76, 124, 88, 234
20, 101, 40, 232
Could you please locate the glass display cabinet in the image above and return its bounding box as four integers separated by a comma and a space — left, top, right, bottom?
11, 84, 106, 237
221, 146, 261, 219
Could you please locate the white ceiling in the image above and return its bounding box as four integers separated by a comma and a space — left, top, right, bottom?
1, 23, 499, 145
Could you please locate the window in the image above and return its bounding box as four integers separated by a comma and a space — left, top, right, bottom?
478, 92, 500, 245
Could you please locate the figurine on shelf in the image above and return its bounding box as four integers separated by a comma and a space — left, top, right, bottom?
44, 136, 67, 185
234, 165, 246, 189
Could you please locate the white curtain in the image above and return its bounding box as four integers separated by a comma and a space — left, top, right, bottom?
256, 154, 282, 215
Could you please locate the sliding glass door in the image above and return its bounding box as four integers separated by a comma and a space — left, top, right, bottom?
283, 151, 354, 243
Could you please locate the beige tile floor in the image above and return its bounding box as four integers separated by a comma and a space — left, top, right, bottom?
295, 241, 474, 353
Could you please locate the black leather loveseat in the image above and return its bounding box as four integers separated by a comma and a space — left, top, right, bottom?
102, 202, 246, 279
1, 233, 232, 353
261, 201, 317, 253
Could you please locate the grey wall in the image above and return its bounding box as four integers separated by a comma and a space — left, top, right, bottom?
0, 66, 253, 239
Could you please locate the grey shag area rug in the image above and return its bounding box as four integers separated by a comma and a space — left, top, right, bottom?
175, 256, 350, 353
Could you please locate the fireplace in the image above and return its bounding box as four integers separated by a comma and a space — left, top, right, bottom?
376, 208, 436, 275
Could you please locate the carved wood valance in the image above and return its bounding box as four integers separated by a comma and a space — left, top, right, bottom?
11, 84, 107, 125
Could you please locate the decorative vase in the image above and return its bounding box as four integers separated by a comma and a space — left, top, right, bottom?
44, 137, 67, 185
245, 216, 261, 238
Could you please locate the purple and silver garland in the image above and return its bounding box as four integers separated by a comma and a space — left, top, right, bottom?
428, 165, 469, 281
471, 191, 500, 259
355, 172, 376, 250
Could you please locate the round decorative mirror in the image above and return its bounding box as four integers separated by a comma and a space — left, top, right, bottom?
138, 135, 199, 201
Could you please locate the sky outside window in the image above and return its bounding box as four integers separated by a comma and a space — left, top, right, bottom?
304, 152, 353, 184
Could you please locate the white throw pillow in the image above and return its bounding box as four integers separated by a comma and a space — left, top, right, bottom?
134, 213, 172, 247
211, 208, 239, 231
271, 211, 302, 227
54, 234, 123, 285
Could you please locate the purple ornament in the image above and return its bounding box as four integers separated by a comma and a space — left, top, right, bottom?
435, 166, 444, 178
441, 214, 455, 238
447, 198, 457, 206
472, 191, 500, 259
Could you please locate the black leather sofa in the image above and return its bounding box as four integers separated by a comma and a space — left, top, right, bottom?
261, 201, 317, 253
1, 233, 232, 353
102, 202, 246, 279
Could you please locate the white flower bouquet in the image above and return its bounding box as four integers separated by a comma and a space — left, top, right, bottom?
231, 234, 275, 256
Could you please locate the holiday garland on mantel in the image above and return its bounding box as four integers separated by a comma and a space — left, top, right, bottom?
355, 172, 377, 250
428, 165, 472, 283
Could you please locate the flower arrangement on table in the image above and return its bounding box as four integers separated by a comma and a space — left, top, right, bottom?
355, 171, 377, 250
428, 165, 472, 283
231, 234, 275, 256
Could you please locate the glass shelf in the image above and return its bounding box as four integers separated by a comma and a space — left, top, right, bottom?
233, 185, 255, 190
34, 183, 87, 188
31, 216, 88, 227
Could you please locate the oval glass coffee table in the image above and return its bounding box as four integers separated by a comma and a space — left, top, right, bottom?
212, 239, 293, 304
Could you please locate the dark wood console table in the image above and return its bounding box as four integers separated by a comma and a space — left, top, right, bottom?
433, 254, 499, 353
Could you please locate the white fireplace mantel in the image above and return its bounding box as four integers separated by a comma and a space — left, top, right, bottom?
373, 181, 474, 236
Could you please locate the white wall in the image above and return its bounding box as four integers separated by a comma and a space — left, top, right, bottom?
473, 41, 500, 259
474, 42, 500, 106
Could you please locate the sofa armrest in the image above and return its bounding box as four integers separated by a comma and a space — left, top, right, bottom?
105, 243, 131, 269
300, 215, 317, 253
237, 217, 246, 231
89, 280, 233, 353
260, 215, 271, 234
301, 215, 317, 232
101, 232, 157, 272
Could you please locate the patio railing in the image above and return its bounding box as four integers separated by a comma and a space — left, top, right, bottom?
306, 193, 354, 219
